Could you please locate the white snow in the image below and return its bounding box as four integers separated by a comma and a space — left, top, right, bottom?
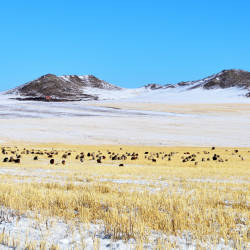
0, 92, 249, 146
0, 85, 250, 146
86, 86, 250, 104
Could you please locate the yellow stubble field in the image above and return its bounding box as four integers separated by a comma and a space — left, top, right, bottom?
0, 143, 249, 249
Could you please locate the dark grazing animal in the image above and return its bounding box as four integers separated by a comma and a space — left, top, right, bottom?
14, 159, 20, 163
212, 154, 218, 161
3, 157, 8, 162
62, 154, 67, 159
9, 157, 14, 162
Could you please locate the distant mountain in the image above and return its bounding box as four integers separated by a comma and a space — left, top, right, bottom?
3, 69, 250, 101
182, 69, 250, 91
6, 74, 121, 101
144, 69, 250, 93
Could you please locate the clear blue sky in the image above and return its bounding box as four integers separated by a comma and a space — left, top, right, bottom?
1, 0, 250, 90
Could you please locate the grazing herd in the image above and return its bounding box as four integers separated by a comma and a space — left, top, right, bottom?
0, 146, 248, 167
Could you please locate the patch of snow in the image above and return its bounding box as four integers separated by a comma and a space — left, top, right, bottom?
0, 207, 134, 249
0, 207, 245, 250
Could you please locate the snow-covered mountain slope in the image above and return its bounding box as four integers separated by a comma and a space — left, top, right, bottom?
114, 86, 250, 104
82, 86, 250, 104
3, 69, 250, 102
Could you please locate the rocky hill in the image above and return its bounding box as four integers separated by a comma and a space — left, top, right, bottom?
184, 69, 250, 91
144, 69, 250, 95
6, 74, 121, 101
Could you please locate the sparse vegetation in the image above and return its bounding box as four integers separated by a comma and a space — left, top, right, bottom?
0, 144, 249, 249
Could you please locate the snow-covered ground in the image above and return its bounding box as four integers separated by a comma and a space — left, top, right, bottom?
83, 85, 250, 104
0, 94, 191, 119
0, 207, 134, 249
0, 91, 250, 146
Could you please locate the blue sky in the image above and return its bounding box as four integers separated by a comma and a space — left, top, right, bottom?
0, 0, 250, 90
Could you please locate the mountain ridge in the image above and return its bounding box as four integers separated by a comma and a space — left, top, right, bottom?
145, 69, 250, 90
4, 69, 250, 101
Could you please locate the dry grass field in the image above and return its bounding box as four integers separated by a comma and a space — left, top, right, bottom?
0, 143, 249, 249
89, 102, 250, 114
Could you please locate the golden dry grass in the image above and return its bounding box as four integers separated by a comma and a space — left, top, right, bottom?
0, 144, 249, 249
88, 102, 250, 114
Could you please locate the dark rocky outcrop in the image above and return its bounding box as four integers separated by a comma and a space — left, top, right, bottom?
144, 83, 163, 90
203, 70, 250, 89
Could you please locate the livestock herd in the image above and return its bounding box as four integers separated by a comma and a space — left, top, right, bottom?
0, 146, 248, 167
